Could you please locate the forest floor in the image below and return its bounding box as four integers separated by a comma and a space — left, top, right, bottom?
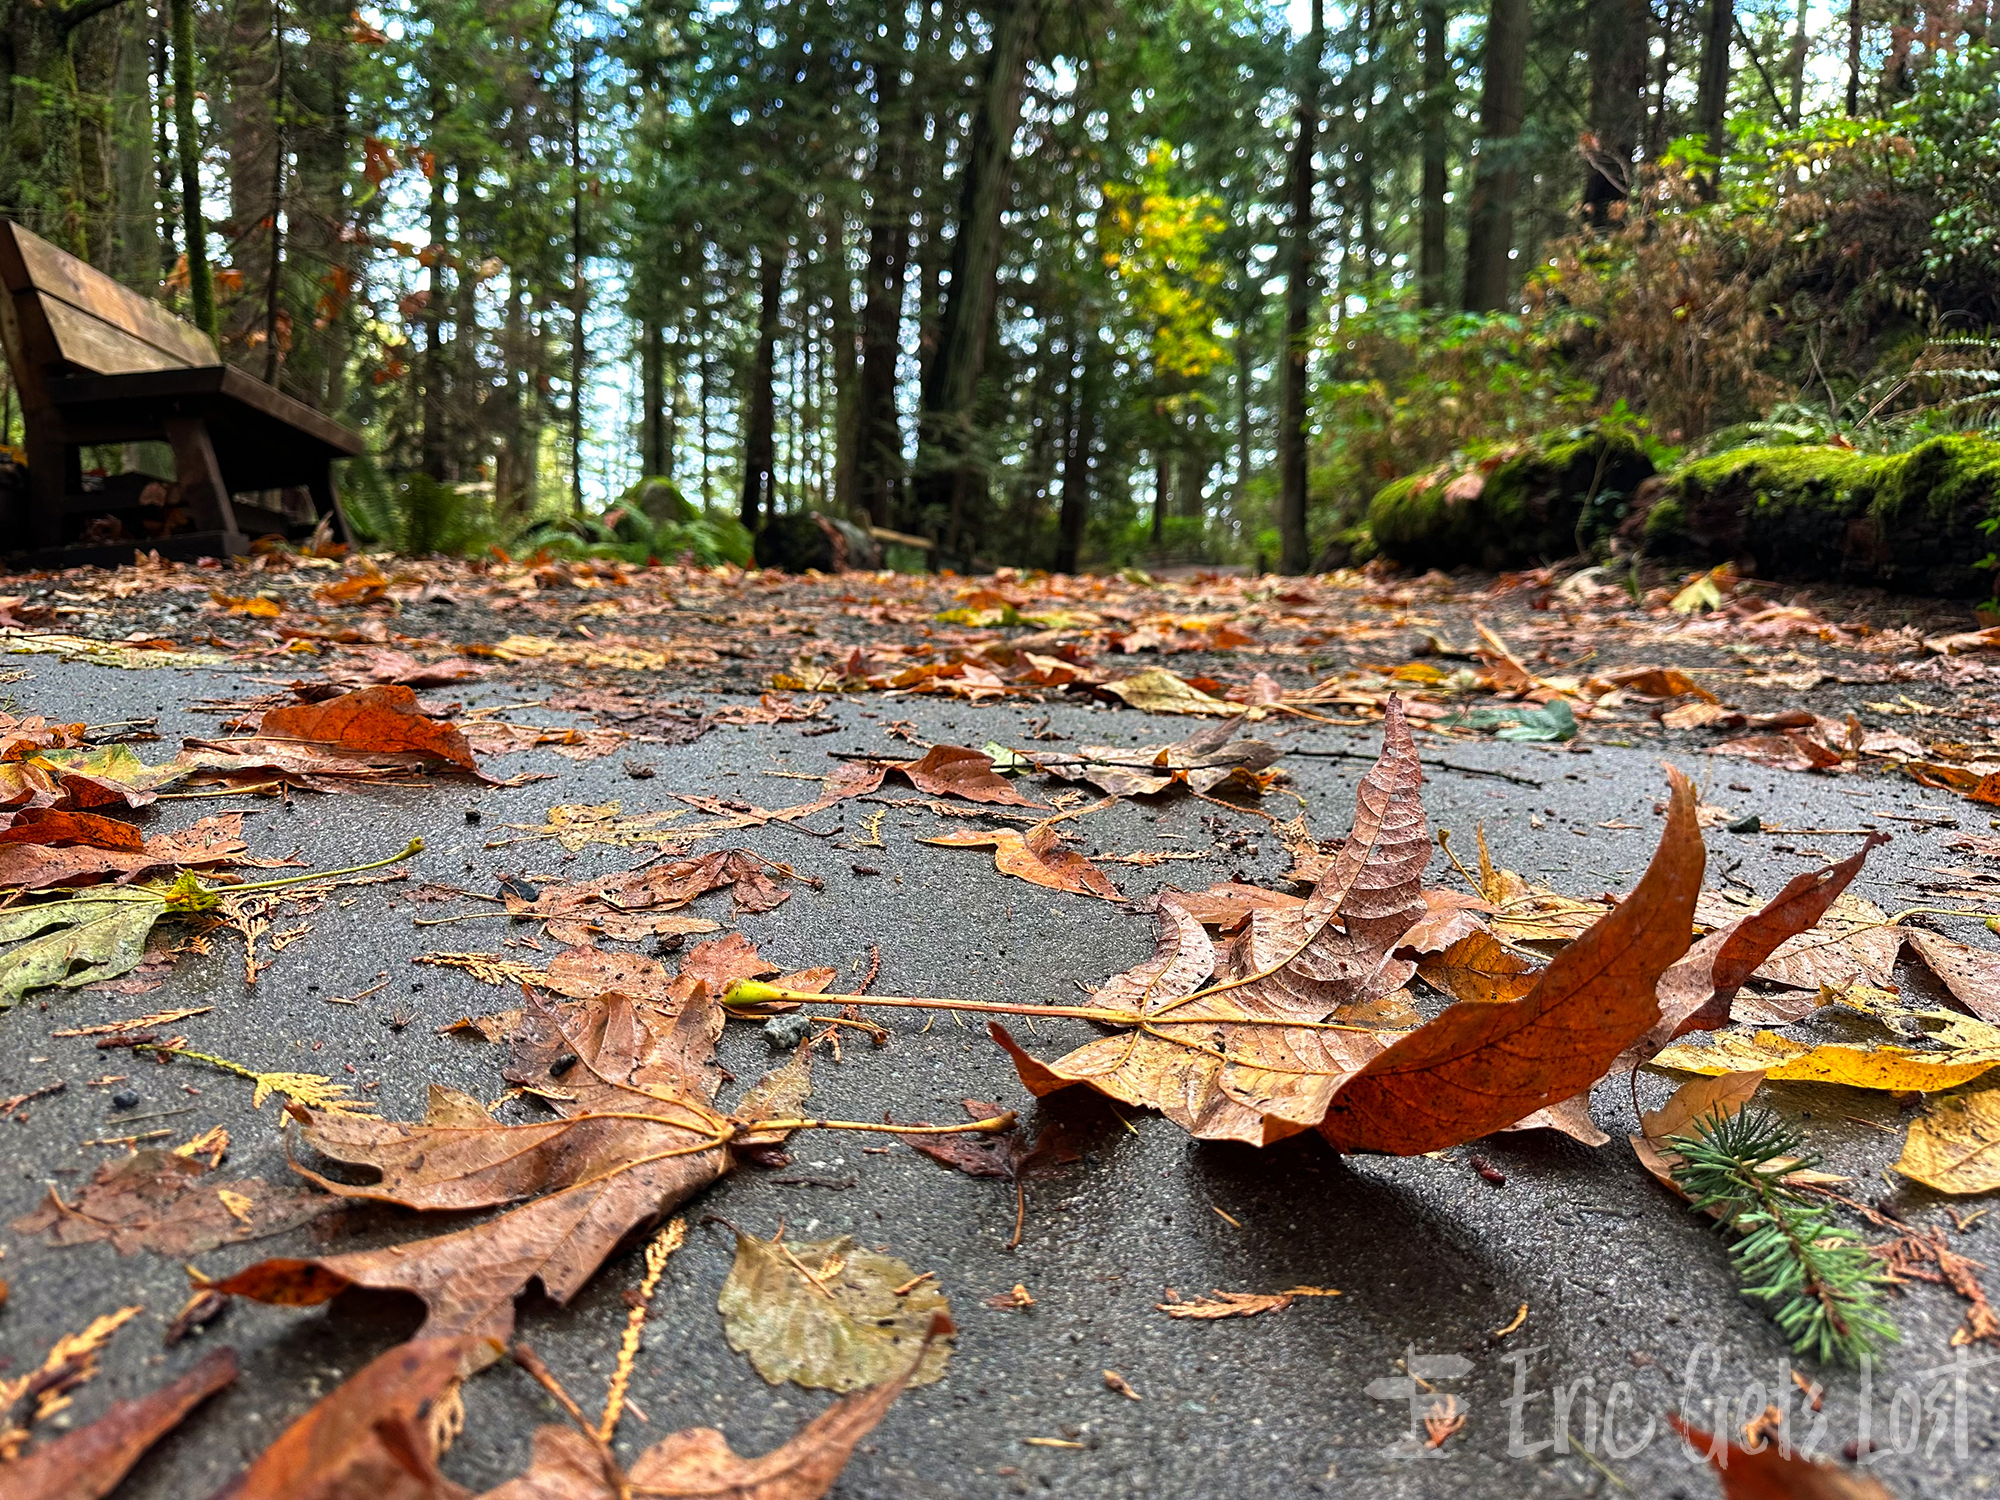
2, 553, 1998, 1498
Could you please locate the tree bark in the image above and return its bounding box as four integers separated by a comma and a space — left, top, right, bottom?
1275, 0, 1324, 575
1845, 0, 1862, 115
856, 38, 911, 528
1461, 0, 1529, 312
641, 314, 667, 477
1693, 0, 1733, 197
1055, 334, 1094, 574
1583, 0, 1649, 221
1418, 1, 1449, 307
419, 104, 449, 481
225, 0, 276, 345
1784, 0, 1810, 126
740, 239, 784, 529
913, 0, 1041, 555
111, 1, 157, 286
171, 0, 214, 335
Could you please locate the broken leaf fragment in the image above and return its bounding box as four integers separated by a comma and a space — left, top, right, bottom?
1, 1346, 236, 1500
718, 1229, 953, 1392
1665, 1413, 1893, 1499
1156, 1286, 1339, 1320
1895, 1087, 2000, 1195
1651, 1017, 2000, 1093
483, 1313, 950, 1500
217, 1335, 481, 1498
12, 1148, 335, 1256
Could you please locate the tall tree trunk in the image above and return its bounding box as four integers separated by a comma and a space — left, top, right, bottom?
171, 0, 215, 335
1234, 321, 1252, 512
1785, 0, 1810, 126
829, 210, 860, 516
1649, 0, 1680, 159
1583, 0, 1649, 221
1055, 334, 1094, 574
1151, 447, 1168, 542
740, 240, 783, 529
74, 10, 119, 270
855, 45, 911, 528
1276, 0, 1324, 575
640, 313, 667, 477
913, 0, 1041, 556
1846, 0, 1863, 115
568, 28, 586, 515
284, 0, 349, 409
226, 0, 277, 347
1461, 0, 1529, 312
1693, 0, 1733, 197
1418, 1, 1449, 308
419, 112, 449, 480
112, 2, 157, 287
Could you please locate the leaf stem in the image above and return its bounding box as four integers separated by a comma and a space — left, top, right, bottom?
214, 837, 424, 895
723, 983, 1374, 1034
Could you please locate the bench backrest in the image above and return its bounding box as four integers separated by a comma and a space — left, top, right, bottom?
0, 221, 217, 409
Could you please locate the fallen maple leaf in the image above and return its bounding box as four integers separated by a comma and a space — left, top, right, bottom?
1690, 890, 1901, 993
506, 850, 793, 942
1665, 1413, 1894, 1499
2, 1346, 235, 1500
216, 1336, 480, 1498
1629, 1070, 1768, 1193
1318, 766, 1703, 1155
210, 989, 738, 1343
255, 683, 479, 773
922, 825, 1123, 900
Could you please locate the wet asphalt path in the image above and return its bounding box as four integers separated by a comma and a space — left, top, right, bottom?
0, 652, 1994, 1499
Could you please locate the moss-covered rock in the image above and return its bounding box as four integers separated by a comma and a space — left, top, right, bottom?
1629, 435, 2000, 596
1367, 425, 1656, 570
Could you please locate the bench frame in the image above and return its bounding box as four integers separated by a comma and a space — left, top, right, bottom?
0, 220, 363, 566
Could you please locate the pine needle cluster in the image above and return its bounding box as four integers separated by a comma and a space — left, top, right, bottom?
1668, 1109, 1898, 1365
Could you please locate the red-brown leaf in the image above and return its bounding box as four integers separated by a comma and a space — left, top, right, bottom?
257, 684, 478, 773
2, 1346, 235, 1500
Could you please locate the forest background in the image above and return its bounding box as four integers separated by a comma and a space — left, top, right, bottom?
3, 0, 1998, 574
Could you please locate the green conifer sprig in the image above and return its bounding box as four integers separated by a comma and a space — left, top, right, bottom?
1668, 1108, 1899, 1366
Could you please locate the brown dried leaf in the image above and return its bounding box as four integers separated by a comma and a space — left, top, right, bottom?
1664, 1413, 1893, 1499
11, 1148, 335, 1256
889, 744, 1045, 807
479, 1316, 947, 1500
1318, 767, 1703, 1155
921, 826, 1123, 900
1416, 930, 1540, 1005
218, 1336, 480, 1499
1640, 838, 1886, 1055
1903, 928, 2000, 1024
1, 1347, 235, 1500
257, 684, 479, 773
1032, 718, 1282, 799
0, 813, 249, 890
210, 991, 732, 1343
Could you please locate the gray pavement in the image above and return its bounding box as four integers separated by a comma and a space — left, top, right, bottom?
1, 653, 1996, 1498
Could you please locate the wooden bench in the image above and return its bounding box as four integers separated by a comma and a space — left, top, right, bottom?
0, 220, 362, 566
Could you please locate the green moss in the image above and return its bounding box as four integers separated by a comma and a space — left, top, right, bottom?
1639, 435, 2000, 595
1367, 423, 1656, 570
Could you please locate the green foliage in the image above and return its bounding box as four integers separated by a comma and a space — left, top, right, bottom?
516, 504, 754, 569
1313, 301, 1599, 532
1668, 1109, 1897, 1366
343, 470, 502, 557
1367, 418, 1658, 570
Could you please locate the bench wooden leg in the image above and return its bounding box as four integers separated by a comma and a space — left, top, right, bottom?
307, 464, 354, 549
164, 417, 243, 551
23, 426, 66, 549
